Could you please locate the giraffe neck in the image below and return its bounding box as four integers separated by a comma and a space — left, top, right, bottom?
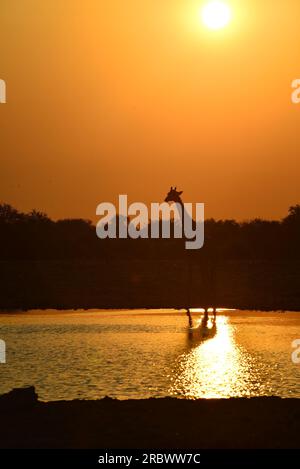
178, 199, 185, 232
178, 198, 195, 232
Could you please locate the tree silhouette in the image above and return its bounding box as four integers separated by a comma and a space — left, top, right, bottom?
1, 202, 300, 261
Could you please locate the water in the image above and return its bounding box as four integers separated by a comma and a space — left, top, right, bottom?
0, 309, 300, 401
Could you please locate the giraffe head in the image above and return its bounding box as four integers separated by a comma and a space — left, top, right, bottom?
165, 187, 183, 204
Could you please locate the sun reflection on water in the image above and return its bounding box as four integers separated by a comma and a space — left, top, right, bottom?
170, 316, 253, 399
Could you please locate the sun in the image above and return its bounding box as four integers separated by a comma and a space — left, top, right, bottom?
201, 1, 232, 30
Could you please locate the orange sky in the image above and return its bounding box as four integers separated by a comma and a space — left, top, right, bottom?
1, 0, 300, 221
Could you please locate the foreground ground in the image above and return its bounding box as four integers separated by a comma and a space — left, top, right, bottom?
0, 387, 299, 449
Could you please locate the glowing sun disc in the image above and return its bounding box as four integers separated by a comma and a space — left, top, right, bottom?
201, 1, 232, 30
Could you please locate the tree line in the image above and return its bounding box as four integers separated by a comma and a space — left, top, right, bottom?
1, 203, 300, 261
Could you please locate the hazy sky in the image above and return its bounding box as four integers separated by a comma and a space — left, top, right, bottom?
1, 0, 300, 221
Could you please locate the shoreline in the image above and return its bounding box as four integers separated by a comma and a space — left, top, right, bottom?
1, 387, 300, 449
0, 308, 299, 314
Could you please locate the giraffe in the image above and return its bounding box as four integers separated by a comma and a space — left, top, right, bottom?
164, 187, 216, 327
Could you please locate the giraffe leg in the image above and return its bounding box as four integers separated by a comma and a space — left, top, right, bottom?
186, 308, 193, 328
203, 308, 209, 326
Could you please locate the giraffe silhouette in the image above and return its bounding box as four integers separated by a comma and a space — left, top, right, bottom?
164, 187, 217, 327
